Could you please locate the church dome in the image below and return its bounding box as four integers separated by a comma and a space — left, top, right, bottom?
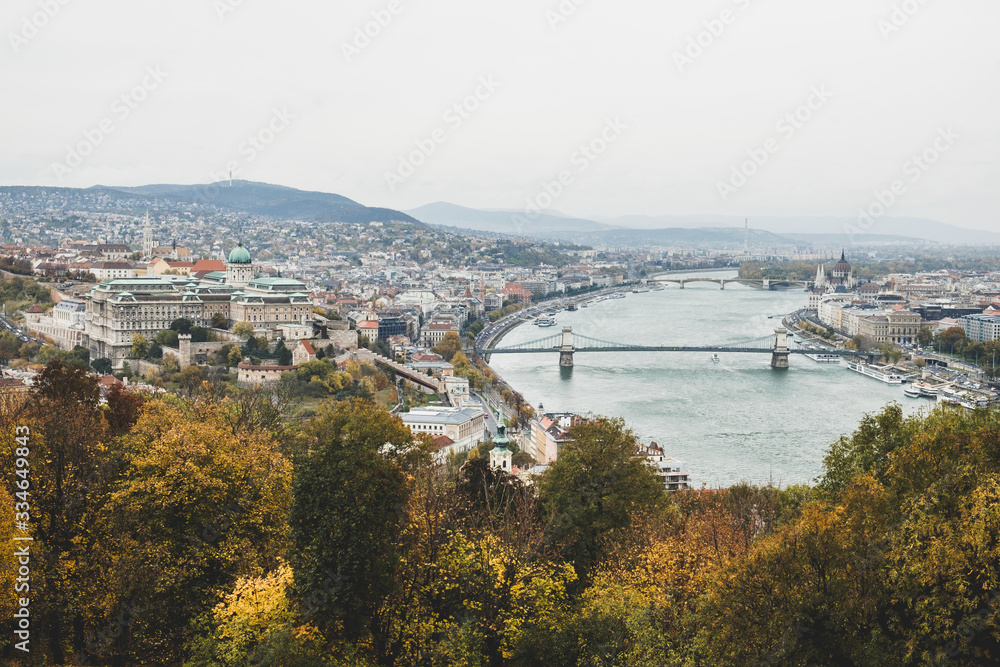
228, 242, 252, 264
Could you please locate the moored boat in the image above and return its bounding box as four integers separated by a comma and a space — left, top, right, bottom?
846, 361, 908, 384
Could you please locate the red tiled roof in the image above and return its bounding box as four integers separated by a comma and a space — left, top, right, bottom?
300, 340, 315, 354
192, 259, 225, 272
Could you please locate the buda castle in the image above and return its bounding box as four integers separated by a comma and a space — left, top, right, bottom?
87, 242, 313, 369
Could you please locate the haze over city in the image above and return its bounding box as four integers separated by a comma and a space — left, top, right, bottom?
2, 0, 999, 229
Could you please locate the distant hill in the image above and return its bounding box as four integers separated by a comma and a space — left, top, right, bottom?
105, 181, 420, 225
541, 226, 790, 247
605, 214, 1000, 245
406, 202, 615, 236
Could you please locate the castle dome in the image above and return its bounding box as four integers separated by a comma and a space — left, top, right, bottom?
228, 242, 252, 265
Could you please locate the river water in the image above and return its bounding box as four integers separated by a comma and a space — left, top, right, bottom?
489, 271, 923, 487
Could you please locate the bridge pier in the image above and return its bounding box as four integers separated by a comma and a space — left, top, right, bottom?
720, 280, 725, 290
763, 278, 771, 291
559, 326, 574, 367
679, 280, 685, 289
771, 327, 789, 369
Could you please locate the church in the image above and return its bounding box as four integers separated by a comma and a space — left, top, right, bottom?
85, 242, 314, 369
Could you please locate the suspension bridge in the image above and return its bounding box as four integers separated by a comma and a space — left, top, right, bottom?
477, 326, 876, 369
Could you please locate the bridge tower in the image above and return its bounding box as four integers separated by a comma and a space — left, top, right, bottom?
559, 326, 574, 368
771, 327, 789, 369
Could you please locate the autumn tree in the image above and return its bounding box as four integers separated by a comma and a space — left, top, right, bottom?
98, 400, 292, 663
432, 331, 463, 362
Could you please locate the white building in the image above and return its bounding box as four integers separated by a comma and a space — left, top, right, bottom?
401, 406, 486, 456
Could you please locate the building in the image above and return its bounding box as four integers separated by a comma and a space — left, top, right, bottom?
401, 406, 486, 455
90, 261, 136, 280
639, 443, 691, 491
292, 339, 317, 365
961, 313, 1000, 342
237, 360, 296, 385
815, 251, 856, 291
489, 420, 514, 472
420, 320, 459, 347
527, 413, 581, 463
84, 243, 316, 369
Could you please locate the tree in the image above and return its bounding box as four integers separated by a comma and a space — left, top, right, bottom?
940, 326, 966, 354
228, 346, 244, 367
169, 317, 194, 334
3, 360, 106, 663
916, 326, 934, 347
178, 365, 204, 396
130, 333, 149, 359
233, 321, 255, 338
211, 312, 229, 329
100, 401, 292, 663
288, 400, 423, 645
154, 328, 179, 348
538, 417, 667, 587
818, 403, 915, 494
91, 357, 112, 375
276, 341, 293, 366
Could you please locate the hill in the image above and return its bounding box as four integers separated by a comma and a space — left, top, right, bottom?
406, 202, 614, 236
103, 181, 420, 224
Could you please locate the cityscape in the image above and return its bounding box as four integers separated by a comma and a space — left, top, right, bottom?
2, 0, 1000, 665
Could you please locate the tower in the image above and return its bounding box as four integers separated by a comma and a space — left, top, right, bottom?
142, 211, 156, 258
815, 263, 826, 289
226, 242, 253, 287
489, 416, 513, 472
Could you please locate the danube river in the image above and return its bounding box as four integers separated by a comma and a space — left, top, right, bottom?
489, 271, 923, 487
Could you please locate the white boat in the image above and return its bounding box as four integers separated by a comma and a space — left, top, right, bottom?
805, 352, 841, 363
910, 380, 940, 397
845, 361, 908, 384
711, 354, 720, 363
535, 317, 557, 327
903, 386, 922, 399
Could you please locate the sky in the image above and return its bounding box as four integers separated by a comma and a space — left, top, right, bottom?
2, 0, 998, 231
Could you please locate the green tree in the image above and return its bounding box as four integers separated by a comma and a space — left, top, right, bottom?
170, 317, 195, 334
538, 417, 667, 587
233, 321, 255, 338
130, 333, 150, 359
916, 326, 934, 347
288, 400, 421, 645
211, 312, 229, 329
228, 346, 244, 367
91, 357, 112, 375
155, 328, 179, 348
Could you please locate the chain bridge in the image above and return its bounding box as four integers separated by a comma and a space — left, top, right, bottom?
477, 326, 875, 369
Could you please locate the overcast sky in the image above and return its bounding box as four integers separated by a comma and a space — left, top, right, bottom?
2, 0, 998, 230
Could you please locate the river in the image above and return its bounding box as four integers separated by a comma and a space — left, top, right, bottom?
489, 270, 923, 487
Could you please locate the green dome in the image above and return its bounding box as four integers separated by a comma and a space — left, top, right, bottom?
228, 242, 252, 264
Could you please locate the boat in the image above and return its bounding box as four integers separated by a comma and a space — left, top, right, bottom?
903, 385, 922, 399
845, 361, 908, 384
535, 317, 557, 327
711, 354, 720, 363
910, 380, 940, 397
805, 352, 841, 363
581, 303, 589, 308
567, 303, 578, 311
